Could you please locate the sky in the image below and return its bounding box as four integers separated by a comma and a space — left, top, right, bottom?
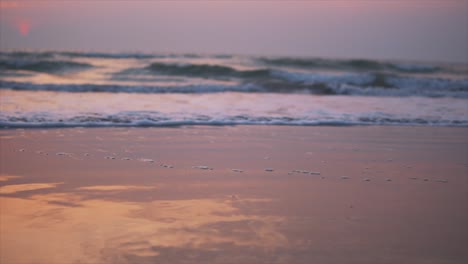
0, 0, 467, 63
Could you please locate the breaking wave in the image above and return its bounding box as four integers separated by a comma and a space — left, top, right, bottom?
145, 62, 272, 79
0, 59, 93, 73
1, 111, 467, 128
256, 57, 458, 74
2, 70, 468, 98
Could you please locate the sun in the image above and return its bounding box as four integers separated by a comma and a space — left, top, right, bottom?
17, 20, 31, 36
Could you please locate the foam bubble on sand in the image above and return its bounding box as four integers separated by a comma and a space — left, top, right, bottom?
341, 176, 350, 180
193, 165, 213, 170
84, 153, 90, 156
265, 168, 274, 172
309, 171, 321, 175
386, 178, 392, 182
409, 177, 418, 180
121, 157, 132, 160
18, 148, 25, 152
292, 169, 311, 173
363, 178, 371, 181
161, 164, 174, 168
56, 152, 71, 156
231, 169, 243, 173
140, 158, 154, 163
104, 156, 116, 160
435, 179, 448, 183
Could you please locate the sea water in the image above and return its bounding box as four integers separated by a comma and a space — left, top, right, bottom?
1, 51, 467, 127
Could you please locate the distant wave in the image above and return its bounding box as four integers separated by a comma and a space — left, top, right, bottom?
1, 111, 467, 128
0, 59, 93, 73
0, 81, 262, 93
144, 62, 271, 79
272, 71, 468, 97
1, 50, 464, 73
257, 57, 457, 74
0, 51, 231, 60
258, 57, 385, 70
2, 71, 468, 98
1, 51, 467, 98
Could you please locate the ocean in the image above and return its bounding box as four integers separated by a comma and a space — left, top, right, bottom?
1, 51, 467, 128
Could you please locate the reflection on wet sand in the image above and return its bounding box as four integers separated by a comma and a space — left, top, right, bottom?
2, 126, 467, 263
0, 187, 284, 264
0, 174, 22, 181
0, 182, 63, 194
77, 185, 158, 191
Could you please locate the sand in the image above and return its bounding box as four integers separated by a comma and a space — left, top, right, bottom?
0, 126, 467, 264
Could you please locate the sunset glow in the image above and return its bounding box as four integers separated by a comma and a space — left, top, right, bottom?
0, 1, 467, 263
0, 1, 21, 9
0, 1, 466, 62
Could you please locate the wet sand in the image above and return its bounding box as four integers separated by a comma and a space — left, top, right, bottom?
0, 126, 467, 264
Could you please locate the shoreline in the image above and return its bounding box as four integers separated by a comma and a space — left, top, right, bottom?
1, 125, 467, 263
2, 123, 468, 129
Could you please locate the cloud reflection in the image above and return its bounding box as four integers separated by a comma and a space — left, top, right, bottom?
0, 175, 22, 181
0, 182, 63, 194
77, 185, 158, 191
0, 191, 285, 263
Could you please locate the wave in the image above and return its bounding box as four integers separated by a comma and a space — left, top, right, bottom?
1, 51, 466, 98
0, 81, 262, 93
0, 59, 93, 73
258, 57, 384, 70
257, 57, 452, 74
59, 51, 159, 59
272, 71, 468, 97
1, 111, 466, 128
144, 62, 271, 79
0, 51, 233, 60
0, 51, 55, 59
2, 70, 468, 98
0, 50, 161, 59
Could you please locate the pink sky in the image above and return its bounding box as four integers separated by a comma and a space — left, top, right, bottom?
0, 0, 467, 62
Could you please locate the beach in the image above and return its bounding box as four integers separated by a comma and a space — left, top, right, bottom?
1, 125, 467, 264
1, 1, 467, 263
